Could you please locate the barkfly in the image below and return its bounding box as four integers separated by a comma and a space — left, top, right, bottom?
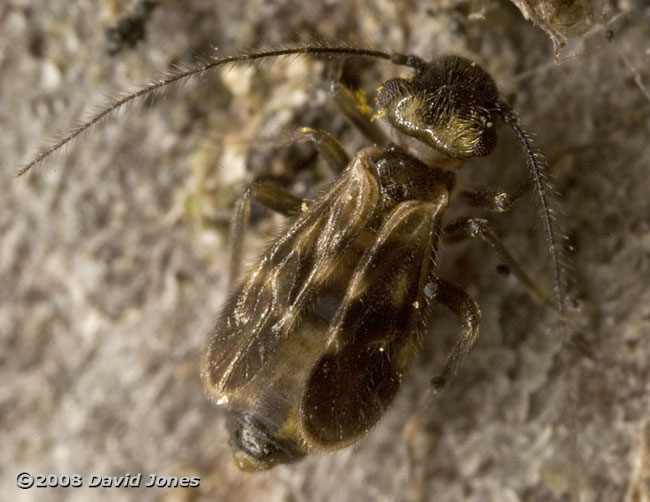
20, 43, 566, 472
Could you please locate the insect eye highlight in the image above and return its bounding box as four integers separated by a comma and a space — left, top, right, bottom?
473, 120, 497, 157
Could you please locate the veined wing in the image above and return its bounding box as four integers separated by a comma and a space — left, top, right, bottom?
302, 194, 448, 448
202, 149, 381, 401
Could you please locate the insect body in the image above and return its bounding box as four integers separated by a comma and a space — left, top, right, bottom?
201, 54, 560, 470
22, 46, 564, 472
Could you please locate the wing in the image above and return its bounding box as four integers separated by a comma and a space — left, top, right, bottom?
202, 149, 381, 403
301, 196, 448, 448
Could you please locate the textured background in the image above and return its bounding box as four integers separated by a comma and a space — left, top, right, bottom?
2, 0, 650, 501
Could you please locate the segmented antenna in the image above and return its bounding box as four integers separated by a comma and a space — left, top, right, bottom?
18, 44, 406, 177
496, 100, 566, 318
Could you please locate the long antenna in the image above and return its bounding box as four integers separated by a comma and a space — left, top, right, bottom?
497, 100, 566, 319
18, 44, 400, 177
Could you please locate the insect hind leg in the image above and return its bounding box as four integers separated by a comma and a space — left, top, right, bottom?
428, 278, 482, 391
227, 126, 354, 286
402, 278, 481, 474
228, 182, 305, 287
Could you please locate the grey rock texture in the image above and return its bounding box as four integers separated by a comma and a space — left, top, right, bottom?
2, 1, 649, 501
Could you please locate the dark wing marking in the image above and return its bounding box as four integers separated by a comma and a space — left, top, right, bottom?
302, 197, 448, 447
202, 149, 381, 402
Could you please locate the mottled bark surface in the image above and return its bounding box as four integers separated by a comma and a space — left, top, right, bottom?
2, 1, 649, 501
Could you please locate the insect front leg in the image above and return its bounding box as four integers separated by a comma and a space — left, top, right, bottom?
289, 127, 350, 174
328, 61, 388, 146
443, 217, 546, 303
460, 180, 531, 213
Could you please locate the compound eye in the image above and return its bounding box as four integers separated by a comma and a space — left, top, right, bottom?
473, 122, 497, 157
376, 78, 413, 108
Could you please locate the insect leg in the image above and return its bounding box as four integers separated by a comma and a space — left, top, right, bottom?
228, 182, 305, 287
460, 181, 531, 213
289, 127, 350, 174
328, 61, 389, 146
429, 278, 481, 390
443, 218, 546, 303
